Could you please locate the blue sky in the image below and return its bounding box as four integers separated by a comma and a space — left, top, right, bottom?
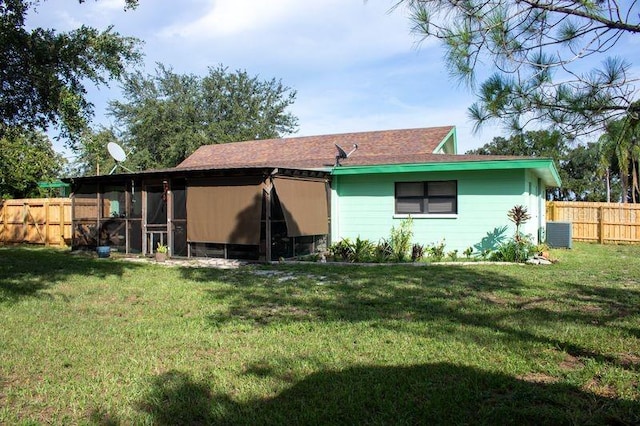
26, 0, 638, 158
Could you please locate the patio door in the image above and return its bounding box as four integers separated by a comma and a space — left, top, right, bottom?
145, 183, 168, 255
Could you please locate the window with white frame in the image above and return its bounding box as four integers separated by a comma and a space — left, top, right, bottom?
395, 181, 457, 214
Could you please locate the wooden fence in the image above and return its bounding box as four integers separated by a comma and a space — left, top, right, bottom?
546, 201, 640, 244
0, 198, 72, 246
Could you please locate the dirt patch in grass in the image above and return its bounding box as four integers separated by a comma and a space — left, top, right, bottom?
584, 377, 618, 399
559, 354, 584, 371
618, 353, 640, 368
517, 372, 559, 384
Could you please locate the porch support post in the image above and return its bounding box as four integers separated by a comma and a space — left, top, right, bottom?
264, 178, 273, 263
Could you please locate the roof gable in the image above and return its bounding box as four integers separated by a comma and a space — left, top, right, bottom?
176, 126, 455, 170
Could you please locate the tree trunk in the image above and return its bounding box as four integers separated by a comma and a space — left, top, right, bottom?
606, 168, 611, 203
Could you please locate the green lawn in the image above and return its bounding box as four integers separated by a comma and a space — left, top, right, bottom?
1, 243, 639, 425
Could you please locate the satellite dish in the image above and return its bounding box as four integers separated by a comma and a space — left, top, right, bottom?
107, 142, 127, 162
106, 142, 134, 174
334, 143, 358, 166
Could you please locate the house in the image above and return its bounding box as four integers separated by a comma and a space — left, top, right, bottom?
66, 126, 560, 260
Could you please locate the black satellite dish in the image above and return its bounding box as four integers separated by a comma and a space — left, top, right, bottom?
335, 143, 358, 166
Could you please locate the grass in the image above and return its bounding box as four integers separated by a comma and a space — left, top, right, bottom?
0, 243, 639, 424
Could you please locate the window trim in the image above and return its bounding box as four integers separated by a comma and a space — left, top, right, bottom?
394, 180, 458, 215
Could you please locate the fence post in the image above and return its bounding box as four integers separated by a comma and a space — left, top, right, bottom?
45, 200, 50, 246
0, 200, 4, 244
599, 206, 605, 244
59, 201, 66, 247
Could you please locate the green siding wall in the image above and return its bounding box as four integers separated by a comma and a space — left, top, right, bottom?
332, 169, 541, 252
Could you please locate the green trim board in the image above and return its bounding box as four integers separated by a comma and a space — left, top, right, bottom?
331, 158, 561, 187
433, 127, 457, 154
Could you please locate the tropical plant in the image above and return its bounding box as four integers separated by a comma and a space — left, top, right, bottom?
351, 237, 375, 263
463, 247, 474, 259
447, 250, 459, 262
507, 205, 531, 241
374, 239, 393, 263
411, 243, 426, 262
427, 240, 446, 262
598, 118, 640, 203
492, 235, 537, 263
389, 217, 414, 262
329, 238, 354, 262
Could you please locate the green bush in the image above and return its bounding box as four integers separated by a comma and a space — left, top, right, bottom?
491, 235, 536, 263
389, 218, 414, 262
411, 243, 426, 262
329, 238, 354, 261
374, 239, 393, 263
427, 240, 446, 261
352, 236, 375, 263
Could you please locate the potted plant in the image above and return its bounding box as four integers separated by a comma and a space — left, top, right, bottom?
155, 243, 168, 262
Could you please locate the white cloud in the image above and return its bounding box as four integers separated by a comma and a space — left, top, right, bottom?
155, 0, 421, 70
159, 0, 302, 38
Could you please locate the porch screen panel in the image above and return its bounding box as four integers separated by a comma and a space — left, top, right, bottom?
273, 178, 329, 237
187, 184, 263, 245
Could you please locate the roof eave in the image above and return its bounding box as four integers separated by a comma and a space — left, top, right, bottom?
332, 158, 562, 187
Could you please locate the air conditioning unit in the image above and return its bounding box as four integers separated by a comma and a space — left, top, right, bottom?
546, 222, 572, 248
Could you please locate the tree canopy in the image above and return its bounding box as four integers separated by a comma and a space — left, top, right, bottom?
0, 0, 141, 142
0, 129, 64, 199
598, 117, 640, 202
403, 0, 640, 137
467, 130, 618, 201
98, 64, 299, 170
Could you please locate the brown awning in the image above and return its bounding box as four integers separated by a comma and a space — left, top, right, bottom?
273, 177, 329, 237
187, 181, 263, 245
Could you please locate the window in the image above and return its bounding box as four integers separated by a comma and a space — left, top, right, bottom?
395, 181, 457, 215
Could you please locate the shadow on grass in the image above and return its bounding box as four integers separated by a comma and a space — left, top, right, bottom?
130, 364, 639, 425
0, 247, 142, 303
181, 263, 640, 372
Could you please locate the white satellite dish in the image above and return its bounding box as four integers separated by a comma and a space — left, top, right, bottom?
107, 142, 127, 162
106, 142, 133, 174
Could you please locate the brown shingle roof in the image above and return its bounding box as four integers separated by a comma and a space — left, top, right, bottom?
176, 126, 455, 170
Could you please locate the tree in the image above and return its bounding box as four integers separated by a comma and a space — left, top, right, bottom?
562, 142, 620, 202
598, 118, 640, 202
403, 0, 640, 137
69, 126, 124, 177
0, 128, 65, 199
0, 0, 141, 142
105, 64, 299, 170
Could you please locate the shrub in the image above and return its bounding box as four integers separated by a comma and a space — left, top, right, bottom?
463, 246, 474, 259
428, 240, 446, 261
374, 239, 393, 263
411, 243, 425, 262
329, 238, 354, 262
352, 236, 375, 263
389, 217, 414, 262
447, 249, 459, 261
492, 235, 537, 263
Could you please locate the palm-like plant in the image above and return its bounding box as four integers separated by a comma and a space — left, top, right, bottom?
598, 118, 640, 203
507, 205, 531, 241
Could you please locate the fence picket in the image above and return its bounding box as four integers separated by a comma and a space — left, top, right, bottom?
0, 198, 72, 246
546, 201, 640, 244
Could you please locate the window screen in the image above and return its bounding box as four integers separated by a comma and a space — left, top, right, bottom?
395, 181, 457, 214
